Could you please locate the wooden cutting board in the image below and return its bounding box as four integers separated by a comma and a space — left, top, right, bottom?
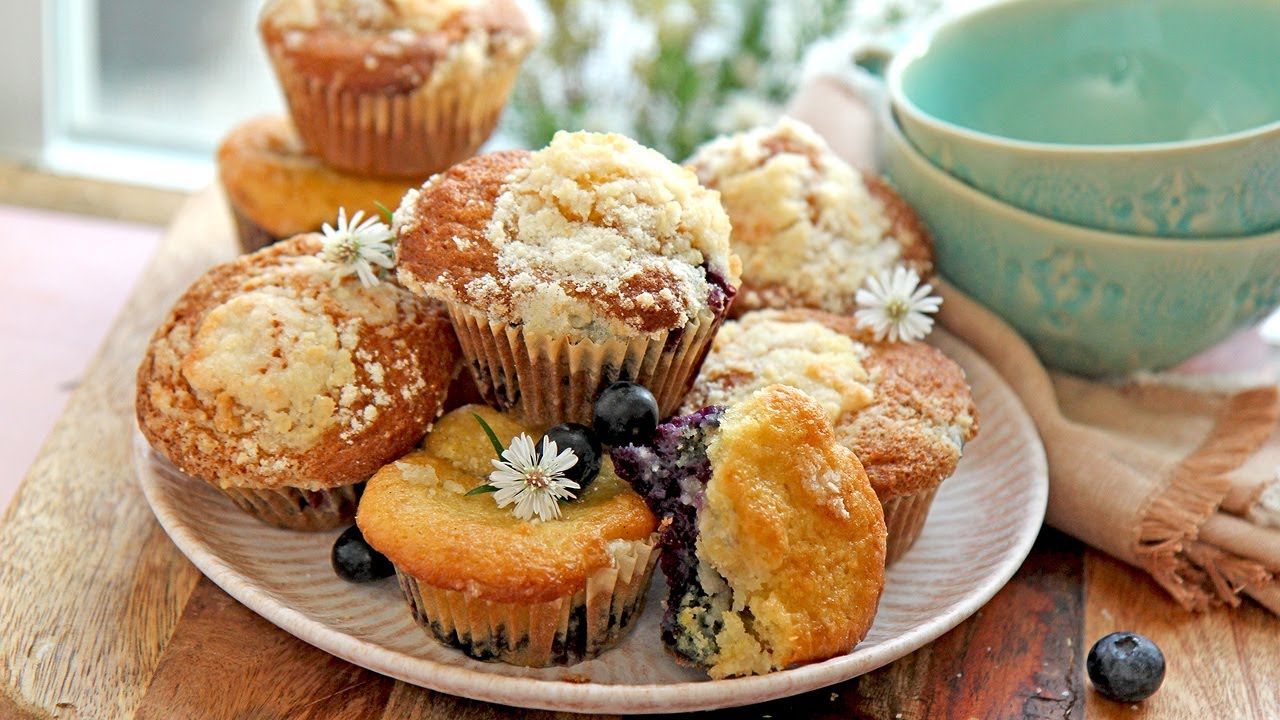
1, 187, 1277, 719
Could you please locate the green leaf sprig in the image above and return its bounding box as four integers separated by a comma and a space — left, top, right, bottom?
464, 412, 505, 496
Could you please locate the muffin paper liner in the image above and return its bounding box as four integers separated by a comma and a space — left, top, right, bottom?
446, 303, 725, 427
269, 51, 522, 178
881, 486, 940, 566
396, 535, 660, 667
219, 483, 361, 532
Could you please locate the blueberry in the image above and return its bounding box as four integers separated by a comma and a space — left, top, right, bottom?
332, 524, 394, 583
1087, 632, 1166, 703
542, 422, 602, 490
593, 382, 659, 447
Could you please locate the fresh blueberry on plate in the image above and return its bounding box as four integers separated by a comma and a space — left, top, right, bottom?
332, 524, 394, 583
593, 381, 659, 447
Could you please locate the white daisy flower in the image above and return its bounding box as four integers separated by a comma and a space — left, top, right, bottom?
320, 208, 396, 288
854, 266, 942, 343
489, 433, 580, 522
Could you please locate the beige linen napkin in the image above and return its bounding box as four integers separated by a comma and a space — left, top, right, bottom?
787, 75, 1280, 615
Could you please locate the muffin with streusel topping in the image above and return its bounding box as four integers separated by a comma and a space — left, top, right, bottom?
135, 234, 459, 530
687, 117, 932, 316
680, 309, 979, 563
358, 404, 661, 666
611, 384, 886, 678
259, 0, 536, 177
395, 130, 741, 426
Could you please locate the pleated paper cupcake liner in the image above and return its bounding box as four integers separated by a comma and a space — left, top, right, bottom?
270, 54, 522, 178
397, 535, 660, 667
446, 303, 725, 427
881, 485, 940, 566
219, 483, 361, 532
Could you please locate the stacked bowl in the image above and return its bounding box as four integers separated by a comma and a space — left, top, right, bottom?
868, 0, 1280, 376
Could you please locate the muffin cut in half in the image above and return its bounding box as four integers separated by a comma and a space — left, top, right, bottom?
358, 404, 662, 667
611, 384, 886, 678
395, 131, 741, 426
136, 235, 459, 530
217, 115, 427, 253
680, 309, 979, 563
259, 0, 536, 177
687, 117, 932, 316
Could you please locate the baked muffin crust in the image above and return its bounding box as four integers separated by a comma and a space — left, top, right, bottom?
217, 115, 423, 239
688, 118, 932, 315
136, 235, 459, 491
357, 405, 658, 603
396, 131, 740, 342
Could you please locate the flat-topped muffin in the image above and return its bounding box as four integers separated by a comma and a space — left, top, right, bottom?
680, 309, 978, 562
260, 0, 535, 177
395, 131, 741, 425
611, 385, 886, 678
217, 115, 425, 252
687, 117, 932, 316
136, 234, 459, 530
358, 404, 661, 666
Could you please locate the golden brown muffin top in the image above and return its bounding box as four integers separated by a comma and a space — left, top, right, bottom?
136, 235, 459, 491
687, 118, 933, 316
396, 131, 741, 342
682, 309, 979, 499
259, 0, 534, 90
217, 115, 424, 237
358, 405, 658, 603
697, 385, 886, 678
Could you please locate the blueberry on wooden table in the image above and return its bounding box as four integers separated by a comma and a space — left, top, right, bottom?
332, 525, 394, 583
593, 381, 659, 447
541, 422, 602, 490
1087, 632, 1166, 703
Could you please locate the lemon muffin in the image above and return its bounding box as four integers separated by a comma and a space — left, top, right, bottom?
680, 309, 979, 563
395, 131, 741, 426
259, 0, 536, 177
611, 385, 886, 678
217, 115, 427, 253
136, 235, 460, 530
687, 117, 932, 316
358, 405, 661, 666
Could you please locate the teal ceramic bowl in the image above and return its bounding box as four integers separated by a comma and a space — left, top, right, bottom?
880, 111, 1280, 377
888, 0, 1280, 238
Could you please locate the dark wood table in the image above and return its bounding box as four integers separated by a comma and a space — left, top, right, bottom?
2, 189, 1276, 719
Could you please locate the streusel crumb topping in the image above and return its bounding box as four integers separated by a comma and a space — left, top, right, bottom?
682, 311, 874, 425
688, 118, 902, 313
262, 0, 474, 33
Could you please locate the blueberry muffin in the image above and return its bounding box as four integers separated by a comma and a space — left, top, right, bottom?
136, 234, 459, 530
680, 309, 979, 563
217, 115, 426, 253
395, 131, 741, 426
259, 0, 536, 177
687, 117, 932, 316
357, 404, 661, 666
612, 385, 886, 678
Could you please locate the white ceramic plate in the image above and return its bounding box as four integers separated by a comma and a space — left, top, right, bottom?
136, 332, 1047, 714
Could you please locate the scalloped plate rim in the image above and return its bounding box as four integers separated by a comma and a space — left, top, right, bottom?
136, 332, 1048, 714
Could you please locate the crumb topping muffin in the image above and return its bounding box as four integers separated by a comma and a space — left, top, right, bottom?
136, 235, 459, 499
260, 0, 532, 90
358, 404, 661, 665
217, 115, 425, 251
681, 310, 977, 500
688, 118, 932, 315
260, 0, 535, 177
612, 385, 886, 678
397, 131, 740, 342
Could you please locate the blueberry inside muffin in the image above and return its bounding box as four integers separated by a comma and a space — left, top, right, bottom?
612, 384, 886, 678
